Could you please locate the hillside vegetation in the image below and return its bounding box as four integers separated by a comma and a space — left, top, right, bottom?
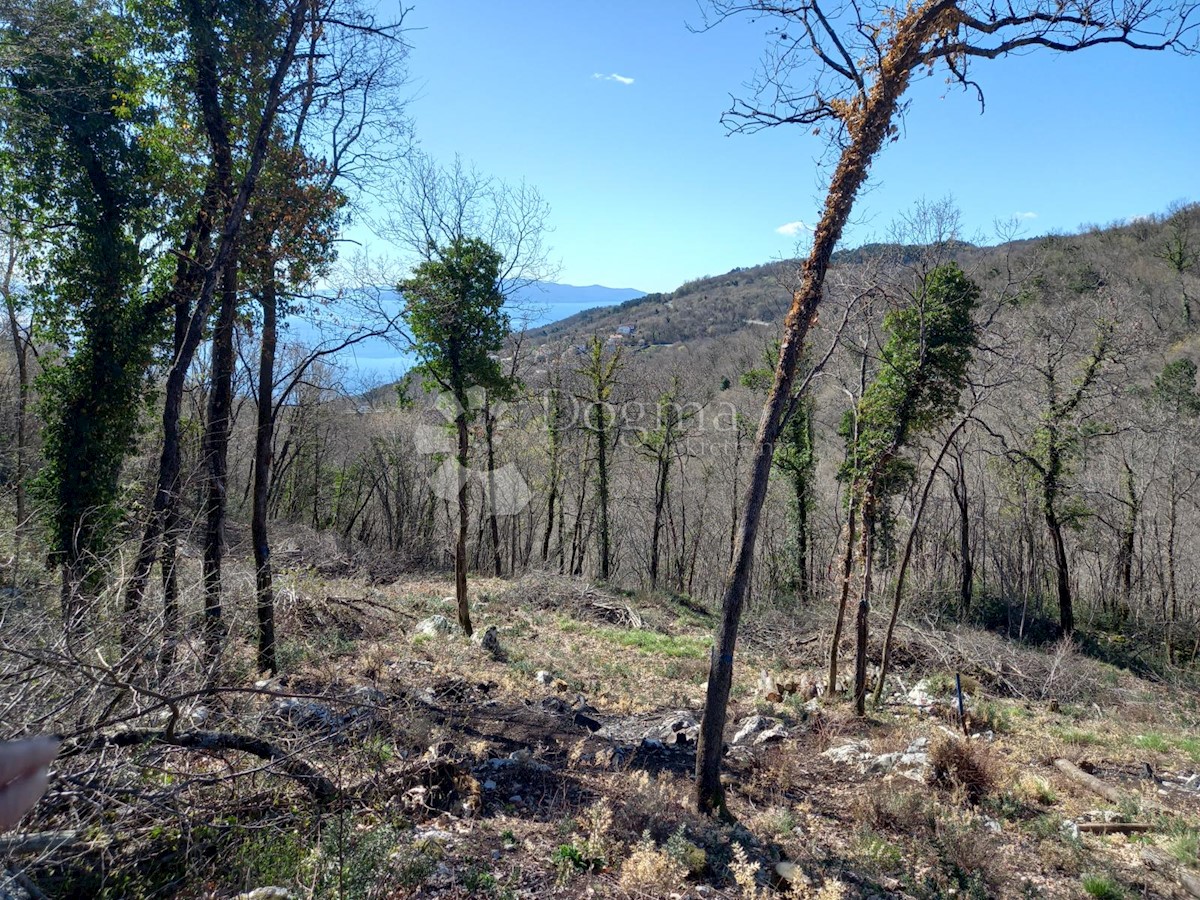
4, 0, 1200, 895
6, 566, 1200, 898
3, 205, 1200, 898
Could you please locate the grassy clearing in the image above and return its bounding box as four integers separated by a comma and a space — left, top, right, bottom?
590, 626, 711, 658
1134, 732, 1170, 752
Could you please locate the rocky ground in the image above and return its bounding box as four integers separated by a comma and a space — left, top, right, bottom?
9, 572, 1200, 899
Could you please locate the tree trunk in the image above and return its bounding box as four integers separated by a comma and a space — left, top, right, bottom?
1046, 504, 1073, 635
484, 405, 502, 577
954, 449, 973, 619
556, 471, 568, 573
202, 251, 239, 680
693, 24, 926, 808
828, 503, 858, 696
253, 280, 278, 675
455, 410, 473, 635
541, 385, 563, 565
594, 401, 611, 581
59, 556, 86, 637
569, 472, 586, 578
1167, 486, 1178, 623
311, 424, 322, 528
853, 493, 876, 716
541, 468, 559, 566
123, 231, 209, 649
542, 482, 558, 565
1117, 462, 1137, 613
2, 238, 27, 590
875, 419, 966, 705
794, 469, 810, 602
650, 453, 670, 589
159, 496, 182, 675
694, 438, 777, 817
728, 426, 742, 567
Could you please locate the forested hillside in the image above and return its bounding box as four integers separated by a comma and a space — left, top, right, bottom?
2, 0, 1200, 898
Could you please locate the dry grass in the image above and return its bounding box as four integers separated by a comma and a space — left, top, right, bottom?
856, 784, 937, 833
894, 622, 1137, 705
618, 832, 688, 894
929, 734, 998, 803
5, 565, 1199, 899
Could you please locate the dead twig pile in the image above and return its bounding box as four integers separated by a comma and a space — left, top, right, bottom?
505, 573, 646, 629
894, 622, 1132, 704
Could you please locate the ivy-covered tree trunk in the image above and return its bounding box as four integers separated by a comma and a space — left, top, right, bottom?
51, 237, 150, 628
793, 472, 810, 602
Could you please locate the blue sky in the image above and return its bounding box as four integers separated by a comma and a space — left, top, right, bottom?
372, 0, 1200, 294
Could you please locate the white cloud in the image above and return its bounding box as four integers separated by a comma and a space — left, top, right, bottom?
775, 220, 811, 236
592, 72, 634, 85
1014, 211, 1038, 220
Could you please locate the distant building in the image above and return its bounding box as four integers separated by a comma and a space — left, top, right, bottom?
616, 323, 637, 337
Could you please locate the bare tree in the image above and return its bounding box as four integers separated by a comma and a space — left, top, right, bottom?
693, 0, 1199, 815
575, 337, 624, 582
242, 0, 412, 674
376, 152, 556, 300
633, 373, 703, 589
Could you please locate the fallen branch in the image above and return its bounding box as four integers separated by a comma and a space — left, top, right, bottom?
1053, 758, 1125, 805
66, 729, 338, 802
0, 831, 83, 855
1, 867, 47, 900
1143, 847, 1200, 898
1076, 821, 1157, 834
63, 729, 483, 812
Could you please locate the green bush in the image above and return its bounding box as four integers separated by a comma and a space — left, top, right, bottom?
1081, 872, 1126, 899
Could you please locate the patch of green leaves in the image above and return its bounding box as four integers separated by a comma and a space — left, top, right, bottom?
1080, 872, 1126, 900
591, 626, 711, 658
